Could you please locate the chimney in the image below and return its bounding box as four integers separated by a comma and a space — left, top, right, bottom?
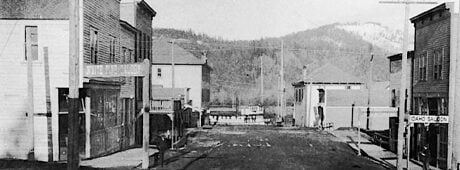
302, 65, 307, 80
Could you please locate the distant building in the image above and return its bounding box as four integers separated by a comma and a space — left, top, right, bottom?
292, 64, 392, 130
0, 0, 156, 162
151, 39, 211, 110
387, 51, 413, 109
409, 3, 451, 169
120, 0, 157, 112
387, 51, 413, 153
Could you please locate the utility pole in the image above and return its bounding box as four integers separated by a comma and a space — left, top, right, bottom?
171, 40, 175, 149
260, 55, 264, 107
379, 1, 436, 170
448, 2, 459, 170
367, 53, 373, 130
280, 40, 285, 118
68, 0, 81, 169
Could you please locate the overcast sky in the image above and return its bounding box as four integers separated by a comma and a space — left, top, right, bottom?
146, 0, 456, 40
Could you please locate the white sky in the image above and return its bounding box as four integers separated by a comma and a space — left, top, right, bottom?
146, 0, 458, 40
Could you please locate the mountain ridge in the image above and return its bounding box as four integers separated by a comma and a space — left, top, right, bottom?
152, 22, 402, 106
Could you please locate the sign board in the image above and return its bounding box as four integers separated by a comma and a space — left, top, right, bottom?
84, 63, 146, 77
409, 115, 449, 124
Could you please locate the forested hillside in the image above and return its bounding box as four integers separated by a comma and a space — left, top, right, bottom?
152, 22, 401, 106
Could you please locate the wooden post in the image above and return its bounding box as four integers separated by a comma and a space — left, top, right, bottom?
261, 55, 264, 106
43, 47, 53, 161
85, 97, 91, 158
357, 108, 361, 156
448, 2, 459, 169
351, 104, 355, 128
68, 0, 81, 169
26, 24, 35, 161
171, 40, 175, 149
141, 59, 151, 169
396, 4, 409, 169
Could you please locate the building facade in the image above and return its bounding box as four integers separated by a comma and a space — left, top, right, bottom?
0, 0, 156, 162
151, 39, 211, 110
409, 4, 451, 169
120, 0, 156, 113
387, 51, 414, 154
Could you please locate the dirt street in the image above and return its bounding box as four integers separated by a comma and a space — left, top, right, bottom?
181, 126, 387, 170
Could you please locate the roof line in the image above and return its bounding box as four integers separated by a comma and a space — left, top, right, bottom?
138, 0, 157, 17
0, 18, 68, 20
410, 3, 447, 22
120, 20, 138, 33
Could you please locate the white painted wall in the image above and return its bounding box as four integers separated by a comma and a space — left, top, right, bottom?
151, 65, 203, 109
294, 84, 362, 127
0, 20, 71, 161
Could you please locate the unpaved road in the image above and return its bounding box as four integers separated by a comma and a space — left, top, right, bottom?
183, 126, 387, 170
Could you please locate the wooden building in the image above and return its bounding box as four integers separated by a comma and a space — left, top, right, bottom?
386, 51, 414, 154
292, 64, 393, 130
409, 3, 451, 169
0, 0, 156, 162
151, 39, 211, 110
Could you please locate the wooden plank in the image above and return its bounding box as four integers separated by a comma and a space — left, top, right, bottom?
142, 59, 151, 169
85, 97, 91, 158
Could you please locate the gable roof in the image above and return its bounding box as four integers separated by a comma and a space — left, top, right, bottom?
152, 39, 205, 65
305, 63, 362, 84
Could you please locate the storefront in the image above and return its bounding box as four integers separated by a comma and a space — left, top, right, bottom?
411, 97, 448, 169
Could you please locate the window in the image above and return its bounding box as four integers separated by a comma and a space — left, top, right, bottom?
433, 48, 444, 80
419, 52, 427, 81
318, 89, 325, 103
90, 28, 98, 64
121, 47, 127, 63
157, 68, 162, 77
295, 88, 303, 102
25, 26, 38, 61
128, 49, 133, 63
391, 89, 396, 107
109, 35, 116, 63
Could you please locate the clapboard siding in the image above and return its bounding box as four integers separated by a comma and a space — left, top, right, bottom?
412, 11, 450, 96
82, 0, 120, 64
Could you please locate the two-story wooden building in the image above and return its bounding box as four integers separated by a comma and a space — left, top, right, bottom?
0, 0, 156, 162
409, 3, 451, 169
151, 39, 211, 110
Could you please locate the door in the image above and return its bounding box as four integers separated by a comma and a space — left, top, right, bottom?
427, 98, 439, 167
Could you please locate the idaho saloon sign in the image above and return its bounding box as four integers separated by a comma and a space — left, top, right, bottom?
409, 115, 449, 124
